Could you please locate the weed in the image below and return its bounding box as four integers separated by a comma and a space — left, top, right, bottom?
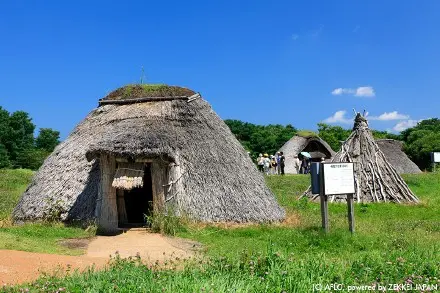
145, 207, 187, 236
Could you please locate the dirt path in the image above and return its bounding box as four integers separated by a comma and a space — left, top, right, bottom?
0, 230, 200, 285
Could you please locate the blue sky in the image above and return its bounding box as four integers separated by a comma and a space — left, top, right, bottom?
1, 1, 439, 139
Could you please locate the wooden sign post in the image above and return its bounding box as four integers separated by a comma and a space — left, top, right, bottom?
431, 152, 440, 172
347, 193, 355, 233
319, 163, 329, 233
318, 162, 355, 234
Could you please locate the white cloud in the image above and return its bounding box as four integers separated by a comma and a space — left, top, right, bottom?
331, 86, 375, 97
392, 120, 421, 132
355, 86, 375, 97
323, 110, 352, 124
369, 111, 410, 121
331, 88, 355, 95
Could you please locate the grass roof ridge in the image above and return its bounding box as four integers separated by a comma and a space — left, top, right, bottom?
102, 84, 196, 101
296, 130, 318, 138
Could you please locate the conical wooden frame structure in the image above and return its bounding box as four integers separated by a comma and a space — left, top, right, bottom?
311, 113, 418, 203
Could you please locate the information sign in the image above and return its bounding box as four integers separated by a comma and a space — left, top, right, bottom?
323, 163, 355, 195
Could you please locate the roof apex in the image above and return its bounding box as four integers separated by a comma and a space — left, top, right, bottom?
100, 84, 196, 105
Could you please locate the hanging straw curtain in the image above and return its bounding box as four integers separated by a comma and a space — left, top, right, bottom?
112, 163, 144, 190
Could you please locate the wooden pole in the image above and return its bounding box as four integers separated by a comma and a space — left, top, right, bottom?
319, 163, 329, 233
347, 193, 355, 233
151, 161, 167, 212
97, 154, 118, 234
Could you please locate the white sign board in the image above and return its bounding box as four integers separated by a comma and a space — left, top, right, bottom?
433, 152, 440, 163
323, 163, 355, 195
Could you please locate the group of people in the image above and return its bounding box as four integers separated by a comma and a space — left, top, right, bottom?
292, 155, 314, 174
256, 152, 314, 175
256, 152, 286, 175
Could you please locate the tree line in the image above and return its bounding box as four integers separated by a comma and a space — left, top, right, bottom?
0, 106, 438, 171
225, 118, 440, 171
0, 106, 60, 170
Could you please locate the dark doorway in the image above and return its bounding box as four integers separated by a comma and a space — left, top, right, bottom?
122, 164, 153, 225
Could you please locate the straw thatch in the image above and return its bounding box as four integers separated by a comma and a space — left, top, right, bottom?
304, 113, 418, 203
13, 85, 285, 224
278, 135, 335, 174
376, 139, 422, 174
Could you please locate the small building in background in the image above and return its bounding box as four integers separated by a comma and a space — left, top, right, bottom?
278, 135, 335, 174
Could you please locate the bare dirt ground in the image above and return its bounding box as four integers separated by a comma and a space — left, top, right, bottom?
0, 230, 200, 285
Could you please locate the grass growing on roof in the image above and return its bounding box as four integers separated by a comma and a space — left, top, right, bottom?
296, 130, 318, 138
103, 84, 196, 100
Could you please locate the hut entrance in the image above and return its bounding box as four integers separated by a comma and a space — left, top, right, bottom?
116, 164, 153, 227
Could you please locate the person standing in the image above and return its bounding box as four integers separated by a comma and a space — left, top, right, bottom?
275, 152, 281, 175
257, 154, 264, 172
293, 155, 301, 174
263, 153, 271, 175
300, 157, 307, 174
279, 151, 286, 175
270, 155, 277, 175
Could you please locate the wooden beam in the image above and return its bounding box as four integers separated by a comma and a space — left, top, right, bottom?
151, 161, 167, 212
97, 154, 118, 234
98, 96, 188, 106
115, 158, 153, 163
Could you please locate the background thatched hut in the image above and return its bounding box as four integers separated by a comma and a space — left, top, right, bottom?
278, 135, 335, 174
13, 84, 285, 233
376, 139, 422, 174
304, 113, 418, 203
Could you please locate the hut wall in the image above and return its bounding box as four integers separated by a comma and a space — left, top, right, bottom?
96, 154, 118, 234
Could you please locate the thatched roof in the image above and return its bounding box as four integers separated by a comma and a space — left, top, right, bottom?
278, 135, 335, 174
13, 85, 284, 223
305, 113, 418, 203
102, 84, 195, 101
376, 139, 422, 174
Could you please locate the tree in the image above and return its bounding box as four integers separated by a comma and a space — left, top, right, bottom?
4, 111, 35, 166
0, 107, 10, 142
0, 107, 61, 170
224, 120, 297, 159
15, 148, 50, 170
400, 118, 440, 170
0, 144, 10, 168
36, 128, 60, 152
317, 123, 351, 151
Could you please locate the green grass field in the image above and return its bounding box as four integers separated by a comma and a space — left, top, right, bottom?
0, 169, 33, 220
1, 170, 439, 292
0, 169, 93, 255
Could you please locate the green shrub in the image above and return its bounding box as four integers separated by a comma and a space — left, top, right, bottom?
145, 208, 186, 236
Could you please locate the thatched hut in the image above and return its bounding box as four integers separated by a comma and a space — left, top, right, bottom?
376, 139, 422, 174
278, 135, 335, 174
305, 113, 418, 203
13, 84, 285, 233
